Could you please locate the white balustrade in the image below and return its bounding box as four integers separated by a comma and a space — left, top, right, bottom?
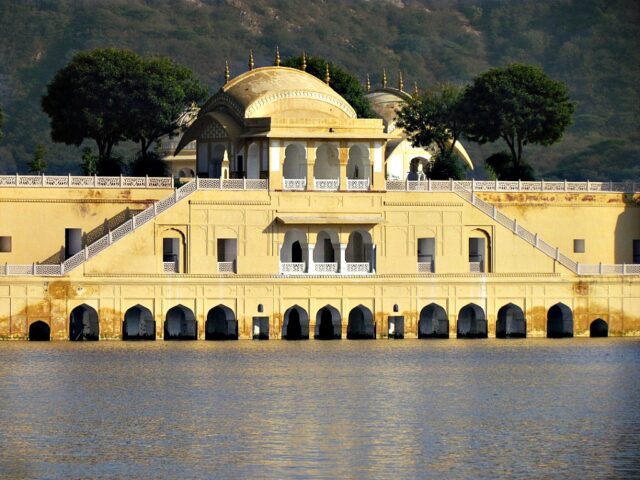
384, 179, 640, 193
163, 262, 178, 273
314, 262, 338, 273
0, 175, 173, 188
218, 261, 235, 273
280, 262, 306, 274
469, 261, 483, 273
314, 178, 339, 191
347, 179, 369, 191
417, 262, 434, 273
283, 178, 306, 191
345, 262, 370, 273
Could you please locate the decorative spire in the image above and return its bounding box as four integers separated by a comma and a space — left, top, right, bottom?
398, 70, 404, 91
366, 73, 371, 92
248, 50, 254, 70
301, 51, 307, 71
224, 60, 230, 84
413, 81, 419, 96
325, 63, 331, 84
275, 46, 281, 67
382, 68, 387, 88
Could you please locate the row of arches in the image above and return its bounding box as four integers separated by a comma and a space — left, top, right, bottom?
26, 302, 610, 341
282, 143, 370, 181
281, 229, 373, 264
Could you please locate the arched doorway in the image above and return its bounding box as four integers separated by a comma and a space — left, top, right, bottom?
283, 143, 306, 180
69, 304, 99, 341
282, 305, 309, 340
29, 321, 50, 341
280, 230, 308, 272
205, 305, 238, 340
457, 303, 487, 338
178, 168, 195, 178
210, 144, 226, 178
165, 305, 197, 340
408, 157, 429, 180
345, 230, 373, 271
590, 318, 608, 337
496, 303, 526, 338
313, 230, 339, 264
123, 305, 156, 340
315, 305, 341, 339
347, 144, 369, 180
347, 305, 375, 339
314, 144, 339, 180
418, 303, 449, 338
469, 229, 491, 273
547, 303, 573, 338
247, 143, 260, 179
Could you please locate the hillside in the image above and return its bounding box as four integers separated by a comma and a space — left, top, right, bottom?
0, 0, 638, 179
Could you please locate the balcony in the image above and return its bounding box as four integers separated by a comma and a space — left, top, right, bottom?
418, 261, 434, 273
313, 178, 339, 191
469, 261, 484, 273
347, 179, 369, 191
283, 178, 306, 191
345, 262, 371, 273
280, 262, 306, 274
313, 262, 338, 274
163, 261, 178, 273
218, 261, 235, 274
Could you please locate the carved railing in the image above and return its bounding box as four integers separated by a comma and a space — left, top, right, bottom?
163, 262, 178, 273
345, 262, 370, 273
314, 178, 339, 191
283, 178, 307, 191
385, 179, 640, 193
417, 261, 434, 273
218, 261, 235, 273
195, 178, 268, 190
347, 179, 369, 191
314, 262, 338, 273
469, 261, 484, 273
280, 262, 306, 274
0, 174, 173, 188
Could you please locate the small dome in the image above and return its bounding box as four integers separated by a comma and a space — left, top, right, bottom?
366, 87, 412, 131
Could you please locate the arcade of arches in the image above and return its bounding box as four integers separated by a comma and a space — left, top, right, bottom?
32, 302, 609, 340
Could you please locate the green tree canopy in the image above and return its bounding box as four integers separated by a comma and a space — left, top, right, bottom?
282, 55, 376, 118
395, 83, 468, 179
27, 143, 47, 174
463, 63, 574, 178
0, 103, 3, 143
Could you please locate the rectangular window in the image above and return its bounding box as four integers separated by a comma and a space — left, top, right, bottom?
469, 237, 485, 272
633, 239, 640, 264
417, 237, 435, 272
0, 236, 11, 253
163, 238, 179, 263
217, 239, 237, 262
573, 239, 585, 253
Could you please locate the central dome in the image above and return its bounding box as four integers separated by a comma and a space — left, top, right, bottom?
220, 66, 357, 120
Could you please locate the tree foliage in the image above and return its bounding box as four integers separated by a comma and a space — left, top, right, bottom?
282, 55, 376, 118
396, 83, 468, 176
80, 147, 98, 175
463, 63, 574, 177
27, 143, 47, 174
0, 103, 3, 143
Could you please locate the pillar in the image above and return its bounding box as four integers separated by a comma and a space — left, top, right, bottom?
306, 142, 316, 190
307, 243, 315, 274
371, 141, 385, 190
339, 244, 347, 273
339, 143, 348, 191
269, 139, 282, 191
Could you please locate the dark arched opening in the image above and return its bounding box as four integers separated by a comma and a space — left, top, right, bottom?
165, 305, 197, 340
291, 241, 303, 263
347, 305, 375, 340
69, 304, 99, 341
123, 305, 156, 340
496, 303, 526, 338
590, 318, 608, 338
315, 305, 341, 340
418, 303, 449, 338
206, 305, 238, 340
29, 321, 50, 341
283, 305, 309, 340
457, 303, 487, 339
547, 303, 573, 338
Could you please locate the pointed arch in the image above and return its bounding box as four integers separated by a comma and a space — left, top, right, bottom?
347, 305, 375, 339
547, 303, 573, 338
69, 304, 99, 341
165, 304, 197, 340
29, 320, 50, 341
590, 318, 608, 338
418, 303, 449, 338
247, 142, 260, 179
496, 303, 526, 338
206, 305, 238, 340
123, 305, 156, 340
315, 305, 342, 339
457, 303, 487, 339
282, 305, 309, 340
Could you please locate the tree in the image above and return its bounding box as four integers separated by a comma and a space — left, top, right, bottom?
484, 151, 534, 180
128, 57, 207, 163
395, 83, 468, 179
129, 151, 170, 177
463, 64, 574, 179
80, 147, 98, 175
28, 144, 47, 174
0, 103, 3, 143
41, 48, 143, 170
282, 55, 376, 118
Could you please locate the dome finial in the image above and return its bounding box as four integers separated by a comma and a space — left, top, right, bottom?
413, 81, 419, 96
301, 51, 307, 71
275, 46, 281, 67
224, 60, 230, 84
382, 68, 387, 88
366, 73, 371, 92
398, 70, 404, 91
325, 62, 331, 85
248, 49, 255, 70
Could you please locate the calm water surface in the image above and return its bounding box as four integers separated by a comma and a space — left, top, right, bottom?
0, 339, 639, 479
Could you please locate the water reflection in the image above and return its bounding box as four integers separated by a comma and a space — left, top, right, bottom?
0, 339, 638, 479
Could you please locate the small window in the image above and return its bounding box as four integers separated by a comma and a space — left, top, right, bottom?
0, 236, 11, 253
573, 239, 585, 253
417, 238, 435, 263
217, 239, 237, 262
257, 304, 264, 313
633, 239, 640, 264
393, 304, 399, 313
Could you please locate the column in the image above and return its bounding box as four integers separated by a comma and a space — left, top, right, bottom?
339, 143, 348, 191
371, 244, 376, 273
269, 139, 282, 190
339, 244, 347, 273
306, 142, 316, 191
307, 243, 315, 274
371, 141, 385, 190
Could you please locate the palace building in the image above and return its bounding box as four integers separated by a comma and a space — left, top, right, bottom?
0, 59, 639, 341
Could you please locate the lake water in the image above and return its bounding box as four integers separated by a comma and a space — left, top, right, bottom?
0, 339, 638, 479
